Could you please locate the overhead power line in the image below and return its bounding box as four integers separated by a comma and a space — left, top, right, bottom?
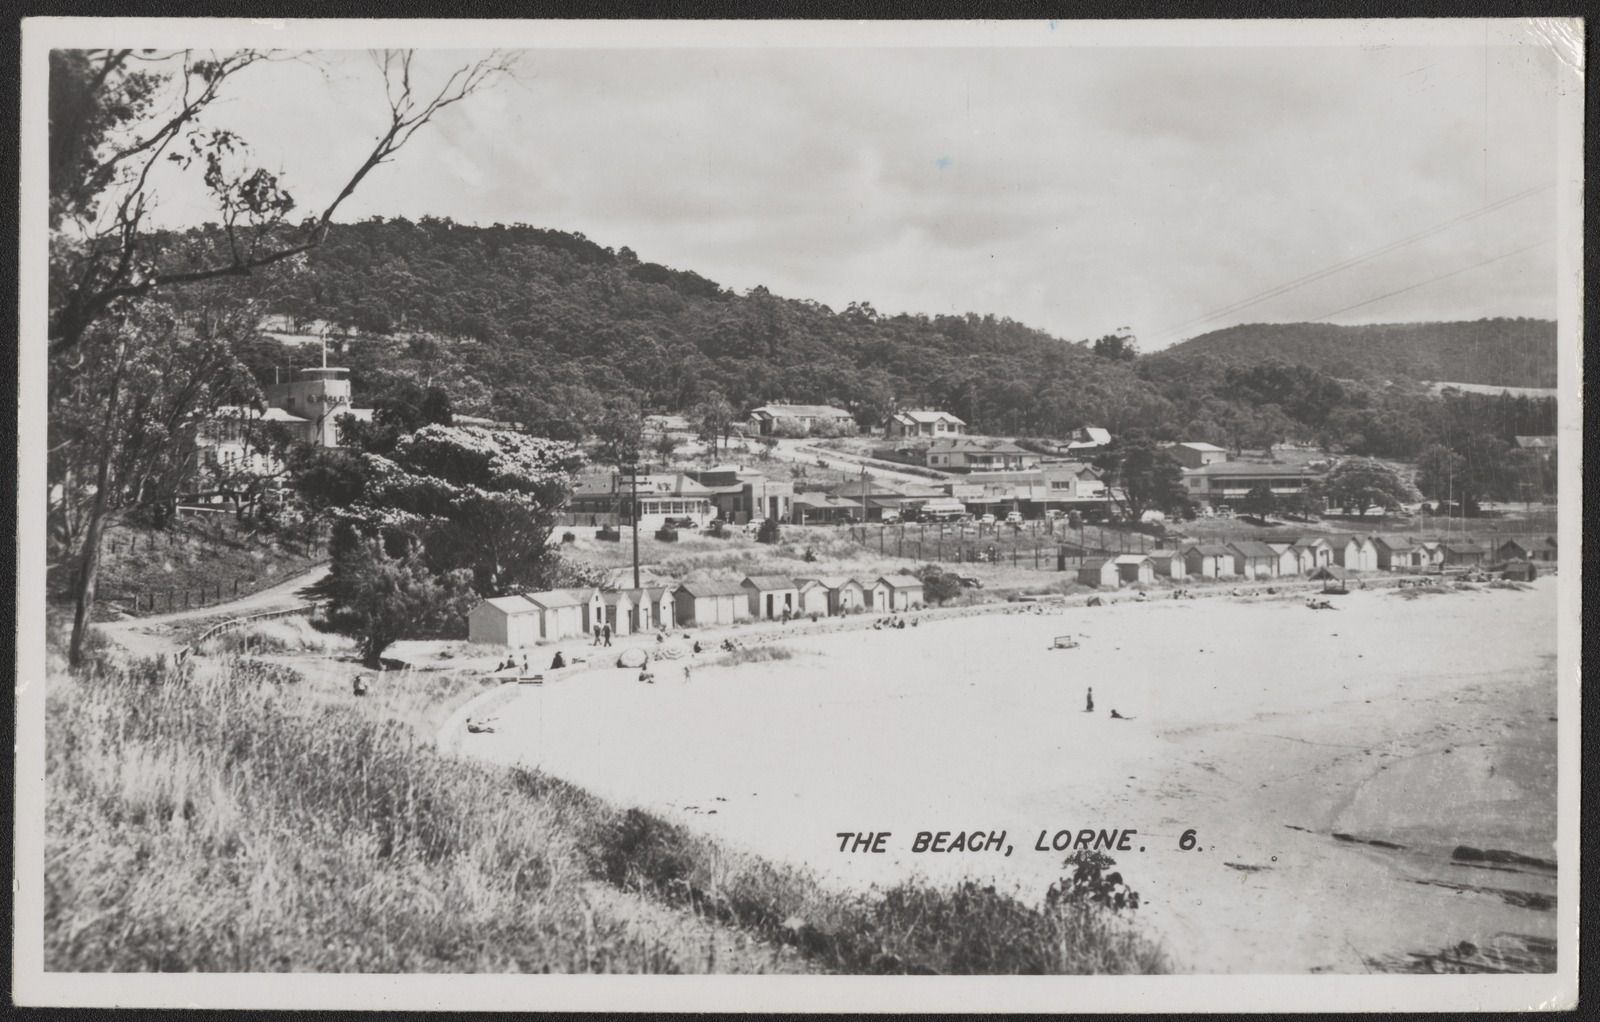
1307, 236, 1553, 323
1150, 181, 1555, 343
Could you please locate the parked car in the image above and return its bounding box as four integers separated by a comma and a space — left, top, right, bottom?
880, 510, 901, 524
664, 516, 699, 529
978, 513, 997, 526
744, 517, 767, 533
1004, 511, 1024, 525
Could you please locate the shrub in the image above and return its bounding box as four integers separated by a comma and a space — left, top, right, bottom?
655, 528, 680, 542
596, 526, 622, 542
914, 563, 962, 604
561, 531, 576, 544
756, 517, 782, 545
718, 644, 796, 666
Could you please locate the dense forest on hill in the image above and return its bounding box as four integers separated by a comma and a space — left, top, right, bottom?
201, 217, 1553, 463
1166, 320, 1557, 389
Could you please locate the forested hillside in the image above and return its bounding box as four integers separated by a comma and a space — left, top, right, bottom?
1167, 320, 1557, 389
207, 217, 1553, 462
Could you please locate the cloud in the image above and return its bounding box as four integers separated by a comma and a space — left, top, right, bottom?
137, 43, 1560, 348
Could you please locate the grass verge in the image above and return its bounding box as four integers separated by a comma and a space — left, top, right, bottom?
46, 647, 1170, 975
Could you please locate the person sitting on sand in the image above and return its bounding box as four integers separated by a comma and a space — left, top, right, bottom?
1110, 709, 1129, 720
639, 668, 655, 684
466, 717, 497, 734
656, 632, 665, 644
692, 640, 703, 654
353, 674, 370, 696
550, 650, 567, 669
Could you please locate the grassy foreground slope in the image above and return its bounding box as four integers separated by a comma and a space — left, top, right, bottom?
44, 645, 1170, 975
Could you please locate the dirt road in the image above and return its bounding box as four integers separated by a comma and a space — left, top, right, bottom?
97, 564, 329, 657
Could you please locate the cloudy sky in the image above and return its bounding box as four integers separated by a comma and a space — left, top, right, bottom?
138, 36, 1561, 349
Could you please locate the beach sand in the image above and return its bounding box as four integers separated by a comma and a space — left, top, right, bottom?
458, 578, 1558, 973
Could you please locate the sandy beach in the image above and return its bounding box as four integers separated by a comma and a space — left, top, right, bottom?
457, 578, 1559, 973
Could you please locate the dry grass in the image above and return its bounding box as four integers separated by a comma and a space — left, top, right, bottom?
45, 645, 1172, 975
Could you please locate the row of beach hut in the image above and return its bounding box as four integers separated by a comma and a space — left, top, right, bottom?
468, 574, 928, 648
1075, 535, 1552, 588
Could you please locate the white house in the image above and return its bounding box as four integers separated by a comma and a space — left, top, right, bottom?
886, 410, 966, 438
1168, 442, 1230, 469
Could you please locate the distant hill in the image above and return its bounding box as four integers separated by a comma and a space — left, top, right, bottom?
1165, 320, 1557, 389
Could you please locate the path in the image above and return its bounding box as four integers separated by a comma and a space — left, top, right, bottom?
97, 563, 329, 657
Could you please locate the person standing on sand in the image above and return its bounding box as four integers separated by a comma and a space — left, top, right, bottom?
1085, 687, 1095, 713
602, 623, 612, 647
592, 624, 602, 646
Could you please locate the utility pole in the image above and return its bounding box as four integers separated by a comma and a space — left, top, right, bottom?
860, 465, 869, 526
628, 464, 641, 590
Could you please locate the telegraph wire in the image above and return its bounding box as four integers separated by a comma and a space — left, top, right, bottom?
1148, 181, 1555, 343
1306, 236, 1553, 323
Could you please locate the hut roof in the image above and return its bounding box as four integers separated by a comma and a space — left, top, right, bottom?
1228, 541, 1277, 558
1310, 565, 1351, 580
1113, 554, 1153, 565
879, 574, 925, 588
476, 595, 537, 614
1081, 558, 1112, 569
526, 590, 587, 609
676, 581, 749, 598
742, 575, 798, 591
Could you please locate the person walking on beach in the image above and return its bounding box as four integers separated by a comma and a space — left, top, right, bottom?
1085, 687, 1095, 713
592, 624, 602, 646
602, 622, 613, 647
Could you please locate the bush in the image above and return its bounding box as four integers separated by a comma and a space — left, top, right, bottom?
756, 517, 782, 545
914, 564, 962, 604
655, 527, 680, 542
561, 531, 576, 544
596, 526, 622, 542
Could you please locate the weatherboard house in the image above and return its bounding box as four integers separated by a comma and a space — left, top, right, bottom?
748, 404, 856, 437
886, 410, 967, 438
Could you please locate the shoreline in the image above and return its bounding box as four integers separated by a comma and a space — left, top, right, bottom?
447, 575, 1558, 973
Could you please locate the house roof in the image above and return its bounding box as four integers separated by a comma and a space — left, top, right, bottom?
1073, 427, 1112, 444
1185, 544, 1232, 556
752, 404, 853, 419
879, 574, 924, 588
743, 575, 797, 591
792, 577, 827, 590
644, 586, 670, 602
1177, 441, 1228, 452
894, 410, 966, 425
1514, 435, 1557, 449
1185, 461, 1325, 477
1311, 565, 1351, 579
1113, 554, 1152, 566
476, 595, 537, 614
1499, 537, 1555, 551
260, 407, 309, 423
1146, 548, 1185, 560
1228, 541, 1278, 558
929, 438, 1032, 455
1080, 558, 1112, 569
1440, 541, 1485, 553
601, 590, 633, 606
1373, 536, 1415, 551
676, 580, 749, 598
